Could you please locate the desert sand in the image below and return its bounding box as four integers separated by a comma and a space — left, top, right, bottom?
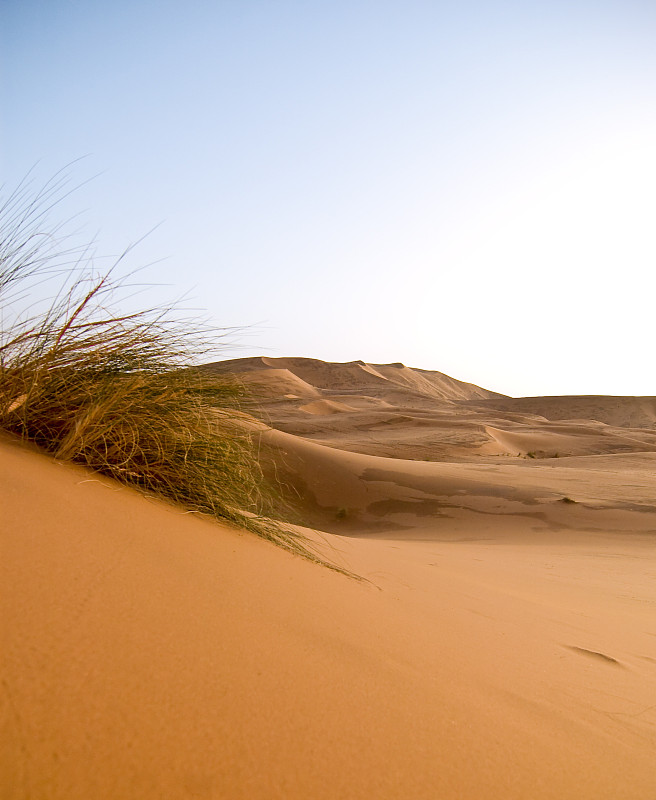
2, 357, 656, 799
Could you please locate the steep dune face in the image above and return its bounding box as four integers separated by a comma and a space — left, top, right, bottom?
235, 367, 321, 400
3, 435, 656, 800
373, 362, 503, 401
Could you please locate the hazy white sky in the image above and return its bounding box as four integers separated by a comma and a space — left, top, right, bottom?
3, 0, 656, 396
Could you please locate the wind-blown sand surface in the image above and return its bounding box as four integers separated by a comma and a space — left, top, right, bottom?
3, 357, 656, 799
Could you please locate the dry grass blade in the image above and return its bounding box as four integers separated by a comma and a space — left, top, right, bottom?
0, 169, 351, 574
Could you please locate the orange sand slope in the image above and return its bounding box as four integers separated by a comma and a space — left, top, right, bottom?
3, 357, 656, 799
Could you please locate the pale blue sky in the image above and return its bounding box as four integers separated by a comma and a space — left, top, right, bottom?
3, 0, 656, 396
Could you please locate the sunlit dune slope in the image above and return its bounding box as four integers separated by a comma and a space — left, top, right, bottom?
2, 433, 656, 800
232, 367, 321, 400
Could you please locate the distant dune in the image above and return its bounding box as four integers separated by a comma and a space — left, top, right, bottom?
206, 356, 656, 462
203, 356, 506, 402
3, 357, 656, 799
476, 394, 656, 429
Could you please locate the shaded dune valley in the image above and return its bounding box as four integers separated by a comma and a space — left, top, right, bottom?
3, 356, 656, 799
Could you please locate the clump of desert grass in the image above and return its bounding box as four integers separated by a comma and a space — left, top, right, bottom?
0, 167, 342, 570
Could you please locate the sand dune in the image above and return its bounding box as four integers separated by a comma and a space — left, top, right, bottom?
298, 398, 356, 414
224, 357, 656, 461
227, 366, 321, 400
261, 425, 656, 536
477, 394, 656, 429
204, 356, 504, 403
3, 357, 656, 799
484, 424, 615, 459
